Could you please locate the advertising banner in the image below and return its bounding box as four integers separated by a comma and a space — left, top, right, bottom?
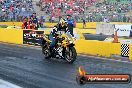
23, 30, 44, 46
130, 25, 132, 37
114, 24, 132, 37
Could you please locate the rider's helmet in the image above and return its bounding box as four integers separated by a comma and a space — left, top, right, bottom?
59, 18, 66, 27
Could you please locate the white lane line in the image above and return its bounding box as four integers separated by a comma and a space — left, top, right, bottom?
79, 54, 132, 64
0, 79, 22, 88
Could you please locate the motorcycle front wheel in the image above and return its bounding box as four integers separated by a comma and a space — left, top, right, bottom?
65, 47, 77, 64
42, 44, 50, 59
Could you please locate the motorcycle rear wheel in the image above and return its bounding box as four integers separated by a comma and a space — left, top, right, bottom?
65, 47, 77, 64
42, 44, 50, 59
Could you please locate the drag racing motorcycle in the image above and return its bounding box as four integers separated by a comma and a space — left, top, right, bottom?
42, 31, 77, 64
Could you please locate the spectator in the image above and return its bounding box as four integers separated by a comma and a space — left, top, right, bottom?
82, 18, 86, 28
66, 15, 74, 36
0, 0, 131, 23
23, 18, 28, 29
32, 13, 38, 30
0, 0, 34, 22
38, 0, 131, 22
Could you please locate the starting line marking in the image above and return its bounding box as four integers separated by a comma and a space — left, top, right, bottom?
79, 54, 132, 64
0, 79, 22, 88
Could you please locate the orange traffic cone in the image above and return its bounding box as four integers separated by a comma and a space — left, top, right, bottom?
113, 31, 118, 43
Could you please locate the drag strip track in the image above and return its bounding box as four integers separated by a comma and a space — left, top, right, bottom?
0, 43, 132, 88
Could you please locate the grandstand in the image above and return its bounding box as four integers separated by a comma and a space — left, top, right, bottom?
0, 0, 131, 22
0, 0, 34, 22
37, 0, 131, 22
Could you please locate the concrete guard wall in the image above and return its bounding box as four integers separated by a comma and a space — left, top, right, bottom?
96, 23, 115, 35
0, 28, 23, 44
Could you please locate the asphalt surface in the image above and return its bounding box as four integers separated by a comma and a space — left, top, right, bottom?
0, 43, 132, 88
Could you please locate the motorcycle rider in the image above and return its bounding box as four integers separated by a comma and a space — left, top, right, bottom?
48, 18, 68, 57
